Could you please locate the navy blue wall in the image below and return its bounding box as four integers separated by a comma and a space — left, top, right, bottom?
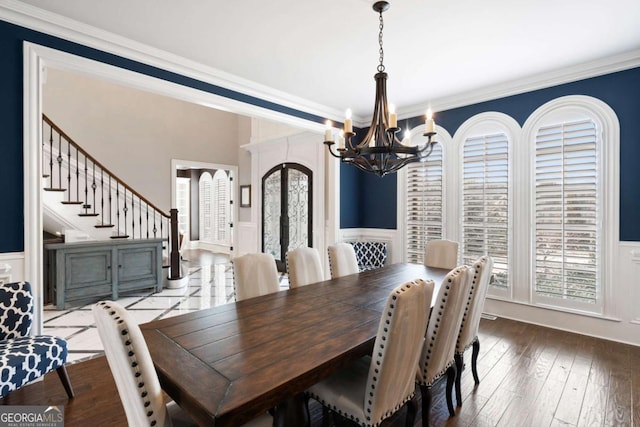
0, 19, 325, 253
344, 67, 640, 241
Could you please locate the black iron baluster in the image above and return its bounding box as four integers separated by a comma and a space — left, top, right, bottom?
67, 139, 71, 202
92, 163, 97, 215
115, 182, 120, 237
123, 188, 128, 237
108, 176, 112, 227
131, 191, 135, 239
153, 208, 157, 238
57, 134, 63, 189
75, 147, 80, 203
146, 203, 149, 239
100, 169, 104, 224
83, 155, 89, 213
48, 125, 53, 188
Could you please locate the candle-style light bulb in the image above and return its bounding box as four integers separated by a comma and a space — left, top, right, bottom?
404, 129, 412, 145
389, 103, 397, 128
338, 131, 345, 149
324, 120, 333, 142
345, 109, 353, 133
425, 108, 435, 134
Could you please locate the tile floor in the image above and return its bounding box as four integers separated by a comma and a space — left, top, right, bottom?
42, 251, 289, 363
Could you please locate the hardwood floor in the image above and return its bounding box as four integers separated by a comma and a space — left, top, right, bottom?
2, 317, 639, 426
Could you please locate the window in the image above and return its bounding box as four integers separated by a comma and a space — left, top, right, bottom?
212, 170, 230, 244
405, 143, 443, 264
461, 132, 510, 289
199, 172, 213, 242
176, 177, 190, 245
533, 119, 601, 311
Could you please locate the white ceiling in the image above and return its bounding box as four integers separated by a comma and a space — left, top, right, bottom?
15, 0, 640, 121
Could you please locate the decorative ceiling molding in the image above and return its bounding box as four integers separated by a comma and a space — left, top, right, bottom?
2, 0, 639, 126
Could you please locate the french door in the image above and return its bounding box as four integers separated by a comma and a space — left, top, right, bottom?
262, 163, 312, 271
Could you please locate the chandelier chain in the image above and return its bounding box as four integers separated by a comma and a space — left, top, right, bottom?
378, 11, 385, 73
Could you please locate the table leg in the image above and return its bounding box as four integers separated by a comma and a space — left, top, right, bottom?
273, 393, 310, 427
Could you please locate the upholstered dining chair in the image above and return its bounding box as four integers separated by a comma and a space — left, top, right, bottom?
93, 301, 272, 427
0, 281, 74, 398
286, 247, 324, 288
416, 265, 474, 426
327, 243, 359, 278
454, 255, 494, 407
307, 279, 434, 427
232, 253, 280, 301
424, 239, 459, 270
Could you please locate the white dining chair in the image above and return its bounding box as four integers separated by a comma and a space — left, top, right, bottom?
416, 265, 474, 426
286, 247, 324, 288
232, 253, 280, 301
454, 255, 494, 406
307, 279, 434, 427
424, 239, 459, 270
327, 243, 359, 278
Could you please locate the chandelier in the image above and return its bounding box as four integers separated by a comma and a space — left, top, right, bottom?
324, 1, 437, 177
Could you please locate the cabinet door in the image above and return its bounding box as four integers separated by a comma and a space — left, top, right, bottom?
117, 246, 159, 292
63, 249, 113, 303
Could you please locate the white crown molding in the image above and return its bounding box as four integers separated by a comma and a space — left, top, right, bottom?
400, 48, 640, 120
0, 0, 343, 123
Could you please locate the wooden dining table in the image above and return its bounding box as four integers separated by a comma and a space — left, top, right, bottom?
141, 262, 450, 426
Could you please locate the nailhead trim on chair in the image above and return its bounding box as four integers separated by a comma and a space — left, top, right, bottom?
418, 268, 462, 387
455, 256, 487, 355
308, 282, 418, 427
97, 302, 157, 426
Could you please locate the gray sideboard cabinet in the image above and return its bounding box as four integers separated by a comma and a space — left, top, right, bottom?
45, 239, 164, 309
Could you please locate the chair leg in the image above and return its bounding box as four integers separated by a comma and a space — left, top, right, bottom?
454, 353, 463, 407
405, 393, 418, 427
420, 384, 432, 427
445, 365, 456, 417
56, 365, 74, 398
471, 339, 481, 385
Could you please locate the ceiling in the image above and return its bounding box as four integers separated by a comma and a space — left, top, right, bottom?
15, 0, 640, 122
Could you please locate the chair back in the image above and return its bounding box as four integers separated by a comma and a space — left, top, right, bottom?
93, 301, 171, 427
327, 243, 359, 278
365, 279, 434, 425
424, 239, 459, 270
232, 253, 280, 301
0, 281, 34, 340
417, 265, 474, 386
456, 256, 494, 354
286, 247, 323, 288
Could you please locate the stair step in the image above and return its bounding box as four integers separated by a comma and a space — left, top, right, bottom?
61, 201, 84, 205
110, 235, 130, 239
78, 213, 99, 217
43, 188, 66, 192
95, 224, 115, 228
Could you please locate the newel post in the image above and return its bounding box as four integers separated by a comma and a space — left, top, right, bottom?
169, 208, 181, 279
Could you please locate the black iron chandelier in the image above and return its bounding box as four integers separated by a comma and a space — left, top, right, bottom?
324, 0, 438, 177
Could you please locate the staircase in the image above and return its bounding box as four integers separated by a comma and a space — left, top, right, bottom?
41, 114, 181, 279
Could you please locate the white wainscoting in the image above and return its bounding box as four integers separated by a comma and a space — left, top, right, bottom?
338, 228, 401, 265
236, 221, 259, 257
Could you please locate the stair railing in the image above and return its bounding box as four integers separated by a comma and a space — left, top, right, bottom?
42, 114, 181, 280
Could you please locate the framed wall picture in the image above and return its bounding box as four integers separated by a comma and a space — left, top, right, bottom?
240, 185, 251, 207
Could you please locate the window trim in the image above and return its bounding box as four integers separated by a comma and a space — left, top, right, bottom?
453, 112, 520, 300
522, 95, 620, 317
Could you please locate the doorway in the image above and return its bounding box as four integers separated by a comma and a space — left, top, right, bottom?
262, 163, 312, 271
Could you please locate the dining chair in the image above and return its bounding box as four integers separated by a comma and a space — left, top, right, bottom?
327, 242, 359, 278
307, 278, 434, 427
454, 255, 494, 406
232, 253, 280, 301
416, 265, 474, 426
0, 281, 74, 398
424, 239, 459, 270
286, 247, 324, 288
93, 301, 272, 427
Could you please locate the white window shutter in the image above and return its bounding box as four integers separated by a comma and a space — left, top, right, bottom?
462, 133, 509, 288
405, 143, 443, 264
534, 119, 598, 304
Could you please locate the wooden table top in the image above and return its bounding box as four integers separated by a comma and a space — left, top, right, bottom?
141, 263, 449, 426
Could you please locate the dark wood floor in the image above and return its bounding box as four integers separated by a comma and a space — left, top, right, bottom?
2, 317, 639, 426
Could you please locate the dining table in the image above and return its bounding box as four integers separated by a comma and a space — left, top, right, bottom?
141, 262, 450, 426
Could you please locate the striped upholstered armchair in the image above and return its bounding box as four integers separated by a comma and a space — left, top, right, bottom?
0, 281, 73, 398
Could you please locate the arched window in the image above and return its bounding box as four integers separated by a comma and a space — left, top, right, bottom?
212, 169, 230, 244
524, 96, 619, 314
199, 172, 213, 242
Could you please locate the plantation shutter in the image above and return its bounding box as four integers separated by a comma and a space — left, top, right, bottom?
462, 133, 509, 288
213, 171, 228, 242
405, 143, 443, 264
199, 173, 213, 242
534, 119, 598, 304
